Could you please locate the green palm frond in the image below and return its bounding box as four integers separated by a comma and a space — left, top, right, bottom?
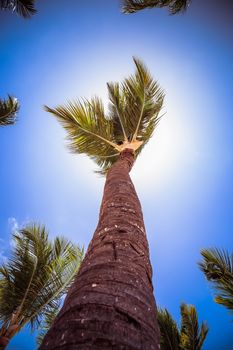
36, 302, 61, 347
0, 96, 19, 127
157, 304, 208, 350
180, 303, 208, 350
123, 58, 164, 143
45, 58, 164, 175
0, 0, 36, 18
199, 248, 233, 313
122, 0, 190, 14
157, 308, 180, 350
0, 224, 84, 334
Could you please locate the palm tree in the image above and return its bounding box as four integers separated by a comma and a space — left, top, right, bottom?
39, 58, 164, 349
0, 96, 19, 127
0, 0, 36, 18
122, 0, 191, 15
0, 224, 83, 350
199, 248, 233, 313
158, 303, 208, 350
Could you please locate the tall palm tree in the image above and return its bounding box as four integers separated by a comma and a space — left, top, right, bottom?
0, 96, 19, 127
158, 303, 208, 350
40, 58, 164, 349
122, 0, 191, 15
199, 248, 233, 313
0, 0, 36, 18
0, 224, 83, 350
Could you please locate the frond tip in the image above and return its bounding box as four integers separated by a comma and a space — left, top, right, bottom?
0, 95, 19, 127
199, 248, 233, 313
180, 303, 208, 350
45, 58, 164, 175
0, 0, 36, 18
158, 303, 208, 350
122, 0, 191, 15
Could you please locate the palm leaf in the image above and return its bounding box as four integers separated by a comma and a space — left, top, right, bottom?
123, 57, 164, 143
122, 0, 190, 14
180, 303, 208, 350
0, 95, 19, 126
157, 308, 180, 350
199, 248, 233, 314
45, 58, 164, 175
0, 0, 36, 18
36, 302, 61, 347
0, 224, 84, 335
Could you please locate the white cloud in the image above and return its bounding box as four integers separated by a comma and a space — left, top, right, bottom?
0, 239, 8, 263
8, 217, 19, 234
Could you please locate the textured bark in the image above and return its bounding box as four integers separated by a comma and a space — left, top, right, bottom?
0, 336, 9, 350
0, 322, 20, 350
40, 149, 160, 350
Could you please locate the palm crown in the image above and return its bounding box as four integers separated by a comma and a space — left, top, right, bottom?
45, 58, 164, 174
122, 0, 190, 15
158, 303, 208, 350
199, 248, 233, 313
0, 0, 36, 18
0, 96, 19, 127
0, 225, 83, 343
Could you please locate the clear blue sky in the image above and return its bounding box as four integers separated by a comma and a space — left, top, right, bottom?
1, 0, 233, 349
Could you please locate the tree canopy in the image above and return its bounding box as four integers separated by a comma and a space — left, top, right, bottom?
45, 58, 164, 174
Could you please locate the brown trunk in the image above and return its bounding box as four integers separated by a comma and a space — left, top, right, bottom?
40, 149, 160, 350
0, 336, 9, 350
0, 324, 18, 350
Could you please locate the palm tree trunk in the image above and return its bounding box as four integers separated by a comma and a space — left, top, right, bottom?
40, 149, 160, 350
0, 326, 17, 350
0, 336, 9, 350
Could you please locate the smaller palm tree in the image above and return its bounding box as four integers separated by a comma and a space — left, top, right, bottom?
0, 96, 19, 127
158, 303, 208, 350
199, 248, 233, 314
0, 224, 83, 350
122, 0, 191, 15
0, 0, 36, 18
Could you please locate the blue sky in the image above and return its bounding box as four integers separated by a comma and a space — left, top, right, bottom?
1, 0, 233, 349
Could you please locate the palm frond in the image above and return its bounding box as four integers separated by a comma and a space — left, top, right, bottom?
36, 302, 61, 347
0, 95, 19, 126
124, 57, 164, 143
180, 303, 208, 350
0, 0, 36, 18
199, 248, 233, 313
107, 82, 128, 142
0, 224, 84, 333
122, 0, 190, 15
45, 58, 164, 175
157, 308, 180, 350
